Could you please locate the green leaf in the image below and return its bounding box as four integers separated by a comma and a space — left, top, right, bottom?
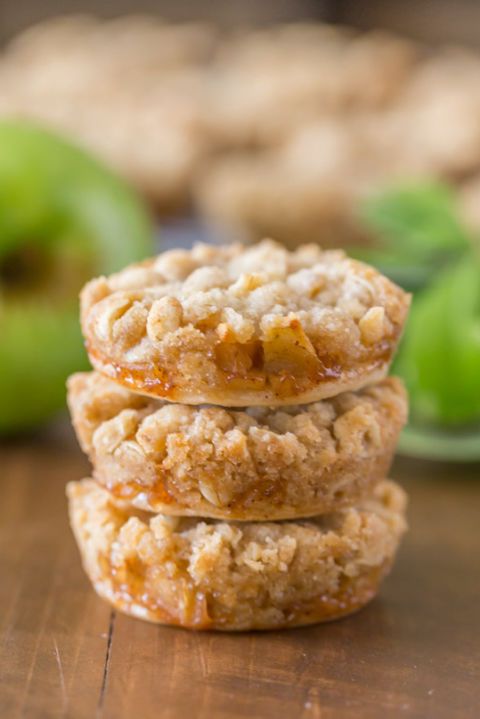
353, 182, 471, 290
395, 254, 480, 426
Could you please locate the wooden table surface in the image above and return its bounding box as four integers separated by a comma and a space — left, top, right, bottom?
1, 421, 479, 719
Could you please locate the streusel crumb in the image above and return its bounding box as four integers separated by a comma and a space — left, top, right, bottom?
67, 478, 407, 630
68, 371, 407, 520
81, 240, 410, 406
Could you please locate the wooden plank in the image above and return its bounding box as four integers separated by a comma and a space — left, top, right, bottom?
100, 459, 480, 719
0, 427, 479, 718
0, 425, 111, 719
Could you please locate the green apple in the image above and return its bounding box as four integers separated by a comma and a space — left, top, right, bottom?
0, 120, 153, 433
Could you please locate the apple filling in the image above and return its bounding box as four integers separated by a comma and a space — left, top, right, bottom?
106, 476, 176, 508
103, 555, 388, 629
108, 561, 212, 629
212, 319, 376, 398
90, 325, 393, 402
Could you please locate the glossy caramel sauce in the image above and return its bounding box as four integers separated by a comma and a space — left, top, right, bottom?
109, 566, 213, 629
103, 471, 290, 518
87, 343, 179, 399
104, 561, 390, 630
106, 475, 176, 506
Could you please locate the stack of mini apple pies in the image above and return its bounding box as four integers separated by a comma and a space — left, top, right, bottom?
67, 240, 410, 631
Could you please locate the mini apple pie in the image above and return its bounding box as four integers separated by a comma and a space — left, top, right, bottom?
67, 478, 407, 630
68, 371, 407, 521
81, 240, 410, 407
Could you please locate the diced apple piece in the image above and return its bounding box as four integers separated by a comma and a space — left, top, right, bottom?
263, 319, 322, 375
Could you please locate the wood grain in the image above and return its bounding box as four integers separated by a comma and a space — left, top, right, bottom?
0, 421, 479, 719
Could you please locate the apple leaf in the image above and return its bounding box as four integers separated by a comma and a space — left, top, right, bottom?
394, 254, 480, 426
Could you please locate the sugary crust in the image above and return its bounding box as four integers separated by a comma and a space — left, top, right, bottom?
67, 478, 407, 631
68, 371, 407, 520
81, 240, 410, 406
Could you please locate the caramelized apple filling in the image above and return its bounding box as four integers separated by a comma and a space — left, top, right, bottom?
214, 340, 263, 377
105, 558, 389, 629
106, 476, 176, 506
109, 561, 212, 629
